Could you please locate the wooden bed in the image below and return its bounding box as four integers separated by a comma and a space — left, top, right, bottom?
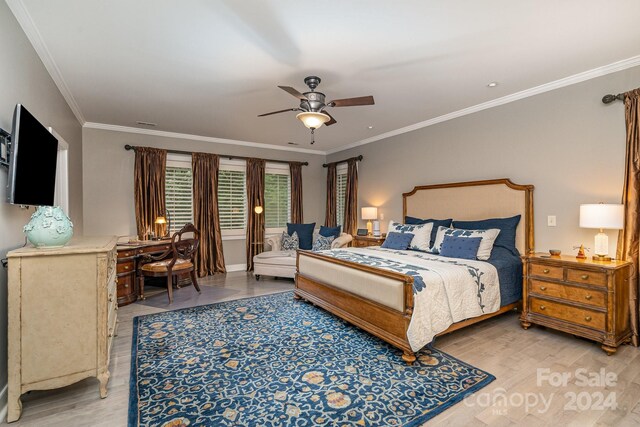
294, 178, 534, 363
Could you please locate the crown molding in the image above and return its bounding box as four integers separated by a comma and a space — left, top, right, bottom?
326, 55, 640, 155
6, 0, 85, 125
83, 122, 327, 155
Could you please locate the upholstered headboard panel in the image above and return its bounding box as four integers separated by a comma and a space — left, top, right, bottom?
402, 179, 534, 255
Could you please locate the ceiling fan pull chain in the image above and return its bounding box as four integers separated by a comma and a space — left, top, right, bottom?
310, 128, 315, 145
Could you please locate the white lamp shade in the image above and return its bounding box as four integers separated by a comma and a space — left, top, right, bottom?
579, 204, 624, 230
296, 112, 330, 129
361, 207, 378, 220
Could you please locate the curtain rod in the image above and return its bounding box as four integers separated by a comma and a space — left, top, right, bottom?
123, 144, 308, 166
322, 155, 363, 168
602, 93, 624, 104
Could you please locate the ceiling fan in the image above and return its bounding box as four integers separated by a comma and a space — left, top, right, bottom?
258, 76, 375, 144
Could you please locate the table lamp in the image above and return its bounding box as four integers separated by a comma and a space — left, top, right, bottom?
154, 211, 171, 240
579, 203, 624, 261
362, 207, 378, 236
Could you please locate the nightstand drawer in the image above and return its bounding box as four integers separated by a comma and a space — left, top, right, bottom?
530, 297, 605, 330
530, 279, 606, 308
566, 269, 607, 287
530, 263, 563, 280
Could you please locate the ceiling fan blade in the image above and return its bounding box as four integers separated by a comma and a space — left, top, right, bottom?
257, 108, 299, 117
323, 110, 337, 126
278, 85, 307, 100
329, 95, 375, 107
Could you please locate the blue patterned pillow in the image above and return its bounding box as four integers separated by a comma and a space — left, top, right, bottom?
312, 235, 335, 251
381, 232, 415, 250
287, 223, 315, 250
432, 226, 500, 260
387, 221, 433, 252
452, 215, 521, 256
281, 231, 299, 251
405, 216, 453, 248
439, 235, 482, 260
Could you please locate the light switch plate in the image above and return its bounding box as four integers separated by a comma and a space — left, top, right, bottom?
547, 215, 557, 227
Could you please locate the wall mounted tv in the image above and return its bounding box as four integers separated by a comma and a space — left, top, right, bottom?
6, 104, 58, 206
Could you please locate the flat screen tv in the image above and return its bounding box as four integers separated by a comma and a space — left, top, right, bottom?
6, 104, 59, 206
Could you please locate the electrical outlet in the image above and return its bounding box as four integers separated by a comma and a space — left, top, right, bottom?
547, 215, 556, 227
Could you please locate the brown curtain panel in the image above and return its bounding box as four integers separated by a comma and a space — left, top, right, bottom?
342, 159, 358, 235
134, 147, 167, 239
192, 152, 226, 276
616, 88, 640, 347
290, 162, 304, 223
246, 158, 265, 271
324, 163, 337, 227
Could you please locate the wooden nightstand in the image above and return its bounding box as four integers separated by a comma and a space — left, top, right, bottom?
353, 235, 386, 248
520, 254, 632, 355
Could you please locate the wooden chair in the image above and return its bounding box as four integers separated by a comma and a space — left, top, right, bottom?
138, 223, 201, 303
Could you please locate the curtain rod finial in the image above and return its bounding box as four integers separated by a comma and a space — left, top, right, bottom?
602, 93, 624, 104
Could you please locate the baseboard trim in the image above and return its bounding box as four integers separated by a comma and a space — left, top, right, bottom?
0, 383, 8, 424
226, 264, 246, 273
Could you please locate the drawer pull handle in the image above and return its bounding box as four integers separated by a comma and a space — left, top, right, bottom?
540, 286, 547, 291
581, 274, 589, 280
543, 269, 550, 274
124, 265, 129, 270
540, 305, 546, 310
585, 316, 592, 322
585, 295, 593, 300
124, 284, 129, 288
115, 277, 119, 284
108, 296, 113, 303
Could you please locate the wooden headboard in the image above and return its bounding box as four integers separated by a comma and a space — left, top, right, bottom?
402, 178, 534, 255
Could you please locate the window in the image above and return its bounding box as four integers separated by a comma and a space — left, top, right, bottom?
265, 163, 291, 232
218, 160, 247, 237
165, 154, 193, 233
336, 163, 348, 228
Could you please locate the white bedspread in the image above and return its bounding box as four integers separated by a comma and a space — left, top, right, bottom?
318, 247, 501, 352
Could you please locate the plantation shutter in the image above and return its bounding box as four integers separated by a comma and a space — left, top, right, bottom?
265, 172, 291, 229
165, 156, 193, 233
218, 162, 247, 232
336, 165, 348, 228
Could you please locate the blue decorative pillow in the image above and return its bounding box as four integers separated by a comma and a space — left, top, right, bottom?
287, 222, 316, 250
439, 235, 482, 260
281, 231, 299, 251
381, 232, 415, 250
387, 221, 433, 252
319, 225, 341, 239
453, 215, 521, 256
405, 216, 453, 248
432, 226, 500, 260
312, 235, 335, 251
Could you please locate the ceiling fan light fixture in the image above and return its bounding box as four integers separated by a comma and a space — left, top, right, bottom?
296, 111, 330, 130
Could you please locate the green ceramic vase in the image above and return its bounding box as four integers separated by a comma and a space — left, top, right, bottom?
23, 206, 74, 248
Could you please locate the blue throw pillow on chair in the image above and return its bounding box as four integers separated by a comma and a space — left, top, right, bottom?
319, 225, 341, 239
439, 235, 482, 260
381, 232, 415, 250
287, 222, 316, 250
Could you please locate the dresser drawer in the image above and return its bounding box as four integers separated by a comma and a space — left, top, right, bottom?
530, 263, 563, 280
566, 269, 607, 287
118, 249, 136, 259
530, 279, 606, 308
117, 260, 134, 274
138, 244, 171, 255
530, 297, 605, 330
116, 274, 135, 298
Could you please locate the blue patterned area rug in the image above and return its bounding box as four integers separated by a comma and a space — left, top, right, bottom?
129, 292, 494, 426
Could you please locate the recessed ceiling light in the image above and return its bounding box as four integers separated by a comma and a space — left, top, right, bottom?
136, 121, 157, 127
287, 142, 299, 146
367, 126, 374, 129
487, 82, 498, 88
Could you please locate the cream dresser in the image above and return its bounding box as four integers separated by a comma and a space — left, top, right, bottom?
7, 236, 118, 422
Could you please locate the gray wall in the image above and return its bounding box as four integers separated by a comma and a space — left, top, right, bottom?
328, 66, 640, 257
82, 128, 326, 266
0, 3, 83, 412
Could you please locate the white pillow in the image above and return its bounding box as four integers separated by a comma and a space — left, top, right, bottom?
431, 226, 500, 260
387, 220, 433, 252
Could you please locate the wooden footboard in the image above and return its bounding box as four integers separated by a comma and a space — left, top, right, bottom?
295, 250, 418, 363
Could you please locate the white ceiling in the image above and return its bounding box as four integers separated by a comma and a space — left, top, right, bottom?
9, 0, 640, 153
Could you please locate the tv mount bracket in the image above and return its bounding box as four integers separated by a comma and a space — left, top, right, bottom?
0, 127, 10, 168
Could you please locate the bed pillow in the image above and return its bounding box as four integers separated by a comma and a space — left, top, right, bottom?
387, 220, 433, 252
431, 226, 501, 260
319, 225, 341, 239
381, 232, 415, 250
439, 235, 482, 260
287, 222, 316, 250
281, 231, 299, 251
405, 216, 453, 247
312, 234, 335, 251
452, 215, 521, 256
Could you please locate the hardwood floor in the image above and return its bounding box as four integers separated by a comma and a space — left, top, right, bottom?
4, 272, 640, 426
